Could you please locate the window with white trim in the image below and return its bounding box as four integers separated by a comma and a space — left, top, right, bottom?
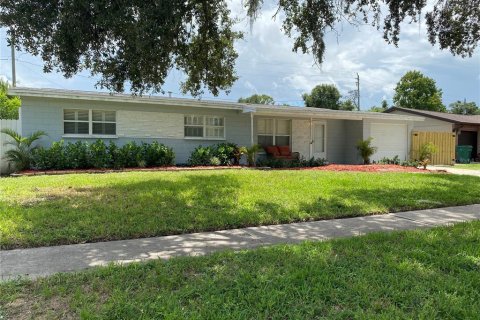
64, 109, 89, 135
92, 110, 116, 135
63, 109, 117, 136
184, 115, 225, 139
257, 118, 291, 147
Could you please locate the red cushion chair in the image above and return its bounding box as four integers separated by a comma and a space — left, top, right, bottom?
265, 146, 280, 157
278, 146, 291, 156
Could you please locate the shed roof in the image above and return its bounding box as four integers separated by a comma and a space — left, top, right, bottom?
385, 107, 480, 125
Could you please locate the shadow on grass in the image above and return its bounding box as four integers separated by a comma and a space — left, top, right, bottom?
1, 172, 480, 249
2, 222, 479, 319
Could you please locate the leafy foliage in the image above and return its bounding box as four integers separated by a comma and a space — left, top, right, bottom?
377, 155, 401, 165
393, 71, 446, 112
339, 99, 356, 111
246, 144, 261, 166
257, 156, 327, 168
31, 140, 175, 170
0, 129, 46, 171
303, 84, 341, 109
238, 94, 275, 105
188, 142, 243, 166
370, 100, 389, 112
449, 101, 479, 115
356, 138, 377, 164
418, 142, 438, 169
0, 80, 21, 119
0, 1, 241, 96
2, 1, 477, 95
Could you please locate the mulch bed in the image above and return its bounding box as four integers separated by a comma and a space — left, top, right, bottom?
10, 164, 441, 177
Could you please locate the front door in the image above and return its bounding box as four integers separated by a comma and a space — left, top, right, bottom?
312, 121, 327, 159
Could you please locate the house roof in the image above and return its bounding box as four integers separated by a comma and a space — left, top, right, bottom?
10, 87, 424, 122
385, 107, 480, 125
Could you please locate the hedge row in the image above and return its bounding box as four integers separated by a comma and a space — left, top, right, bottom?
32, 140, 175, 170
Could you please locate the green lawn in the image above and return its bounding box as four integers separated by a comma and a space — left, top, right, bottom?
455, 163, 480, 170
1, 221, 479, 319
1, 170, 480, 250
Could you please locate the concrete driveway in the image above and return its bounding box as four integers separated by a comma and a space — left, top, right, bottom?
429, 165, 480, 177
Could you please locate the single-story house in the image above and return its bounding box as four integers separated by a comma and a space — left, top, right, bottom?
386, 107, 480, 160
7, 87, 424, 165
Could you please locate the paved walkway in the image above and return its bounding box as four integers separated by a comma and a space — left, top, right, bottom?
1, 204, 480, 280
429, 165, 480, 177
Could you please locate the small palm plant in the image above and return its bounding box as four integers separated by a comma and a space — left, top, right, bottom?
356, 138, 377, 164
1, 129, 46, 171
246, 144, 261, 167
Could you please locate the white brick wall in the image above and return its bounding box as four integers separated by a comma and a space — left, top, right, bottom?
117, 110, 184, 139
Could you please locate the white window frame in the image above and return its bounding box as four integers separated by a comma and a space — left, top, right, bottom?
184, 115, 226, 140
62, 109, 118, 138
92, 110, 117, 136
257, 118, 292, 146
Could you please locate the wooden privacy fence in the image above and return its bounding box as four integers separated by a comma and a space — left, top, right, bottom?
0, 118, 22, 174
411, 131, 456, 165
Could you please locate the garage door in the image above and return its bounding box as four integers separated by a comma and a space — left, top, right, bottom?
370, 123, 408, 162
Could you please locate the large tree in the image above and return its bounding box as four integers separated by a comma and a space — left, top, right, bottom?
0, 80, 21, 119
238, 94, 275, 105
393, 71, 446, 112
1, 1, 478, 96
303, 84, 341, 109
449, 101, 479, 115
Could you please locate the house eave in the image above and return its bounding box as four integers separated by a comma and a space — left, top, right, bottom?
10, 87, 423, 122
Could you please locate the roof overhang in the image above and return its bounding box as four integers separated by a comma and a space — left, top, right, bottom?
10, 87, 424, 122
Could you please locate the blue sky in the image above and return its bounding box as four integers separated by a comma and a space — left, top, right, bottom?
0, 1, 479, 110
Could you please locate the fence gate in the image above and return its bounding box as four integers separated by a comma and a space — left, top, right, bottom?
0, 119, 22, 174
411, 131, 456, 165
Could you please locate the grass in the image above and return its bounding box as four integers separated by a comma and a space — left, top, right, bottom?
1, 221, 479, 319
454, 163, 480, 170
1, 170, 480, 250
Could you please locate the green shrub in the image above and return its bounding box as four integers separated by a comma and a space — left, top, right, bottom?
119, 141, 142, 167
257, 156, 328, 168
89, 140, 110, 169
213, 142, 238, 165
65, 141, 91, 169
141, 141, 175, 167
209, 156, 221, 166
401, 160, 420, 167
356, 138, 377, 164
418, 142, 438, 169
31, 140, 174, 171
377, 155, 400, 165
188, 146, 214, 166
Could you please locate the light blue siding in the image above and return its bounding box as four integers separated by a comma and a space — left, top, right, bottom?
21, 97, 251, 164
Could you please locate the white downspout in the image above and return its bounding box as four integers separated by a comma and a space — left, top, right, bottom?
309, 117, 313, 159
250, 112, 254, 146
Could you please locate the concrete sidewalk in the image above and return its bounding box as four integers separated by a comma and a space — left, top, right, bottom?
1, 204, 480, 280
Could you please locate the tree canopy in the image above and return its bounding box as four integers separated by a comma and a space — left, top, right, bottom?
1, 0, 478, 96
449, 101, 479, 115
369, 100, 389, 112
303, 84, 341, 109
0, 80, 21, 119
393, 71, 446, 112
238, 94, 275, 105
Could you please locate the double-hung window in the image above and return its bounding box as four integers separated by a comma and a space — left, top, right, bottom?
63, 109, 117, 136
92, 110, 116, 135
184, 115, 225, 139
257, 118, 291, 147
64, 109, 89, 135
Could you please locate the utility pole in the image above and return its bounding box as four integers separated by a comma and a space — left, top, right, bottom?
355, 73, 360, 111
11, 30, 16, 87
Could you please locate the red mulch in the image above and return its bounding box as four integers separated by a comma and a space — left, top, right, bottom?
288, 164, 427, 173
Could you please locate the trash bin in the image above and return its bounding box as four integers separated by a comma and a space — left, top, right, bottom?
456, 145, 473, 164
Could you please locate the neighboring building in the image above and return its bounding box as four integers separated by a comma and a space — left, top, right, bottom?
8, 88, 423, 165
386, 107, 480, 160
